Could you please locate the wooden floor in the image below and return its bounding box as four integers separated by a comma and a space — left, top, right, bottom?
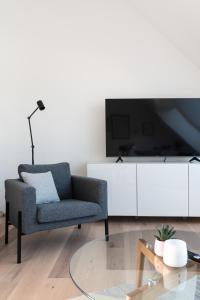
0, 216, 200, 300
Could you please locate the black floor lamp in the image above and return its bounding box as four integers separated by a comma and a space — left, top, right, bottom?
28, 100, 45, 165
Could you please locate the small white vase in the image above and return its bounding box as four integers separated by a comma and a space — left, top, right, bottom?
154, 239, 165, 257
163, 239, 188, 268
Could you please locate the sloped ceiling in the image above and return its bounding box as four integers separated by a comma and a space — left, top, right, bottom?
133, 0, 200, 69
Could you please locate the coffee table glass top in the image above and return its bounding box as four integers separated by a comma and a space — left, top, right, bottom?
70, 230, 200, 300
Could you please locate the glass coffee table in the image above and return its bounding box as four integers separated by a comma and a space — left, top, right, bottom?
70, 230, 200, 300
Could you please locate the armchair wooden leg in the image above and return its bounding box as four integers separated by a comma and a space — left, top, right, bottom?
5, 202, 9, 244
78, 224, 81, 229
17, 211, 22, 264
105, 218, 109, 242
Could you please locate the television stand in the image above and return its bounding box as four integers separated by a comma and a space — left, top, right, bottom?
189, 157, 200, 163
116, 156, 123, 163
87, 162, 200, 217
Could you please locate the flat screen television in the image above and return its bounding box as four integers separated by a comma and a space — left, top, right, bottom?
106, 99, 200, 157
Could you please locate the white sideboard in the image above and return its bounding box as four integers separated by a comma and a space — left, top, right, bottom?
87, 162, 200, 217
189, 164, 200, 216
137, 164, 188, 216
87, 163, 137, 216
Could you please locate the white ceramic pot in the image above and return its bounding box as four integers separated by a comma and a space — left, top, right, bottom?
163, 239, 188, 268
154, 239, 165, 257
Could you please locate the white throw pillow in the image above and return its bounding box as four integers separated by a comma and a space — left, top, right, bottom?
21, 171, 60, 204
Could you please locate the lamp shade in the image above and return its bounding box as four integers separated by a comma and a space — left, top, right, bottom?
37, 100, 45, 111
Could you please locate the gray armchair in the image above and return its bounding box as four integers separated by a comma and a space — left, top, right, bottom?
5, 162, 109, 263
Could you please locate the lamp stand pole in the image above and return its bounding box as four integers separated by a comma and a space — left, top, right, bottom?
28, 117, 35, 165
27, 107, 39, 165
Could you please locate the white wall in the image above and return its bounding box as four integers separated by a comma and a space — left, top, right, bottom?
1, 0, 200, 211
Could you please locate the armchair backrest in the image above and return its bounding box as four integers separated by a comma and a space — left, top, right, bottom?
18, 162, 72, 200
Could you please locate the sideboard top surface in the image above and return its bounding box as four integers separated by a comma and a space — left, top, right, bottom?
87, 161, 197, 165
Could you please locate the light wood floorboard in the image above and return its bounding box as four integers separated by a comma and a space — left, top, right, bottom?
0, 217, 200, 300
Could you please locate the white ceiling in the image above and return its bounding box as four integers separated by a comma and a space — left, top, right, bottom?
133, 0, 200, 69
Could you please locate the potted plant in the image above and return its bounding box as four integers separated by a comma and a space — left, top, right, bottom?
154, 225, 176, 257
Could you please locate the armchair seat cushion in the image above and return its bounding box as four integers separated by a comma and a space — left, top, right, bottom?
37, 199, 102, 223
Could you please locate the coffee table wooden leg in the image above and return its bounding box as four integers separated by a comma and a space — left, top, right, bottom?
127, 239, 199, 300
135, 241, 145, 288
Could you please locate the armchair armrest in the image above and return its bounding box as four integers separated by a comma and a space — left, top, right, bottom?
71, 176, 107, 216
5, 179, 36, 233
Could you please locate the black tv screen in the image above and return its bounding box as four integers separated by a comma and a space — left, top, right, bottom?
106, 99, 200, 157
